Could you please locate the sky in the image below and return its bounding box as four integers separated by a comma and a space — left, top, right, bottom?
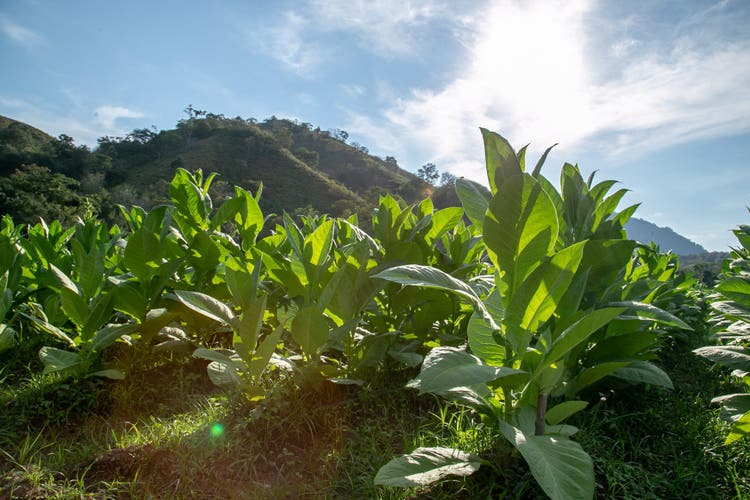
1, 0, 749, 251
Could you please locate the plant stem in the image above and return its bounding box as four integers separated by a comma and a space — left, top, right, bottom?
535, 393, 548, 435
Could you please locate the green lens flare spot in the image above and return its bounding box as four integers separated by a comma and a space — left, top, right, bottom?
210, 423, 224, 438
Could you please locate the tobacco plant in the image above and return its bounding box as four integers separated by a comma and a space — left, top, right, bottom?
695, 221, 750, 444
375, 129, 688, 499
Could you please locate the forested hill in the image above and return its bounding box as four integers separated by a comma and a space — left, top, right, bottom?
0, 112, 429, 225
625, 217, 707, 256
0, 113, 713, 256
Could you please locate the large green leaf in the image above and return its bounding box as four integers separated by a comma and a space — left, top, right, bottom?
571, 361, 630, 393
234, 187, 265, 245
81, 293, 114, 342
506, 243, 586, 333
0, 324, 16, 352
725, 410, 750, 445
248, 325, 283, 380
173, 290, 235, 326
90, 322, 135, 352
170, 168, 208, 228
291, 306, 329, 357
23, 313, 76, 347
373, 264, 498, 330
304, 218, 335, 268
409, 346, 523, 396
455, 178, 491, 227
609, 301, 692, 330
500, 421, 594, 500
374, 447, 484, 487
713, 393, 750, 423
207, 361, 242, 388
236, 297, 267, 362
480, 128, 522, 193
426, 207, 464, 244
694, 345, 750, 369
578, 239, 636, 295
112, 283, 147, 322
546, 400, 588, 425
60, 287, 88, 330
484, 174, 558, 293
610, 360, 673, 389
39, 346, 85, 374
467, 292, 506, 366
540, 307, 625, 369
123, 228, 162, 281
711, 301, 750, 322
70, 240, 105, 299
717, 277, 750, 307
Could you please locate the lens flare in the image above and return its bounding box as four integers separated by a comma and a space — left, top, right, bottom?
210, 423, 224, 438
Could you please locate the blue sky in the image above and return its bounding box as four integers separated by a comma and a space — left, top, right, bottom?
1, 0, 749, 251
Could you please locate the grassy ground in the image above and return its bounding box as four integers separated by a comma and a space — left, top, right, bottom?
0, 337, 748, 499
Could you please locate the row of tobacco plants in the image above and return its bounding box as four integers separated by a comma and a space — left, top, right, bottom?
0, 129, 741, 498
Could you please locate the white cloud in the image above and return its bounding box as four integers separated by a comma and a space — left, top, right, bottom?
347, 0, 750, 181
94, 105, 145, 130
0, 18, 43, 47
258, 11, 324, 77
340, 84, 366, 98
251, 0, 449, 75
310, 0, 445, 57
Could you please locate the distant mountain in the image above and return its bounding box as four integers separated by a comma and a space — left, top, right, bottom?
0, 114, 429, 225
625, 217, 707, 256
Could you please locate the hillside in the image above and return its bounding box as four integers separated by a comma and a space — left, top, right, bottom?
0, 114, 714, 256
625, 217, 707, 256
0, 113, 432, 224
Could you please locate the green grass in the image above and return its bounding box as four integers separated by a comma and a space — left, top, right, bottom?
574, 338, 750, 498
0, 337, 748, 499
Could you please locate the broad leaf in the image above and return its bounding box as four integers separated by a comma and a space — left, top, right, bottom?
610, 360, 673, 389
39, 346, 85, 374
90, 323, 136, 352
500, 421, 594, 500
409, 346, 523, 395
480, 128, 522, 193
571, 361, 630, 393
541, 307, 625, 369
248, 325, 283, 380
484, 174, 558, 293
374, 447, 483, 487
374, 265, 498, 330
455, 178, 491, 227
173, 290, 235, 326
546, 400, 588, 425
506, 243, 586, 333
609, 301, 692, 331
426, 207, 464, 244
467, 292, 506, 366
694, 345, 750, 369
726, 410, 750, 445
304, 218, 335, 268
291, 306, 329, 357
207, 361, 242, 388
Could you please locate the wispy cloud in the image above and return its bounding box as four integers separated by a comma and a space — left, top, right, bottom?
0, 97, 146, 146
310, 0, 445, 57
94, 105, 145, 130
249, 0, 449, 76
0, 17, 43, 47
346, 0, 750, 180
255, 11, 324, 77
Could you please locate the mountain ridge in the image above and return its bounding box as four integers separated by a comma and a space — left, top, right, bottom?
625, 217, 707, 256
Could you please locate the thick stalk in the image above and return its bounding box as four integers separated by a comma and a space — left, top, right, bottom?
535, 393, 548, 436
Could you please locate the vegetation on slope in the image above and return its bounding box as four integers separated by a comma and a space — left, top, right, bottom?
0, 127, 746, 498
